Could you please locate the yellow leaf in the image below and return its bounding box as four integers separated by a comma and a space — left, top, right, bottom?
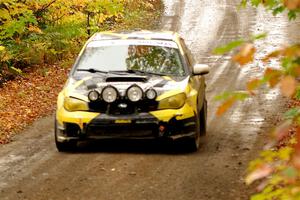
293, 65, 300, 76
280, 76, 297, 97
284, 0, 300, 10
232, 43, 255, 66
262, 50, 282, 62
245, 165, 273, 185
0, 46, 5, 51
264, 68, 282, 88
292, 154, 300, 170
291, 187, 300, 195
28, 25, 43, 34
216, 97, 236, 116
283, 45, 300, 57
15, 37, 21, 44
294, 127, 300, 156
246, 79, 261, 94
272, 120, 292, 141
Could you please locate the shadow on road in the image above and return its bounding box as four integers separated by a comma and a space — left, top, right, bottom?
63, 137, 207, 155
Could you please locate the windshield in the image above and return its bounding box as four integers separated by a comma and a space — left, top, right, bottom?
74, 40, 186, 76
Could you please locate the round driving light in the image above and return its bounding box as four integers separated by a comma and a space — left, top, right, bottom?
146, 89, 157, 100
102, 86, 118, 103
88, 90, 99, 101
127, 85, 143, 102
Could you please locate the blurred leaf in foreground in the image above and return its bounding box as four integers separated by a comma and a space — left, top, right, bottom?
280, 76, 297, 97
245, 165, 273, 185
233, 43, 256, 66
215, 91, 249, 116
247, 78, 263, 94
213, 39, 245, 55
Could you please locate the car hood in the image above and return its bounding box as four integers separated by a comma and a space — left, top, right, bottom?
64, 74, 190, 101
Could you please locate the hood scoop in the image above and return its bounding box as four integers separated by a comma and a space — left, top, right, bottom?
105, 76, 148, 83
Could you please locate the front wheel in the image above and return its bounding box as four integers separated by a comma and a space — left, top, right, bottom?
185, 112, 201, 152
55, 140, 77, 152
54, 120, 77, 152
200, 99, 207, 136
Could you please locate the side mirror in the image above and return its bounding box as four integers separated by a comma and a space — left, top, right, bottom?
193, 64, 210, 75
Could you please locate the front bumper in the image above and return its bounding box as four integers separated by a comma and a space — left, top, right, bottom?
56, 103, 196, 142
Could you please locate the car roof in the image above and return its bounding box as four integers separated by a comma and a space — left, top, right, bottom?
90, 30, 180, 42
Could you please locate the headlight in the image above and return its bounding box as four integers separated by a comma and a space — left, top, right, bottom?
127, 85, 143, 102
146, 89, 157, 100
88, 90, 99, 101
102, 86, 118, 103
158, 93, 186, 109
64, 97, 89, 111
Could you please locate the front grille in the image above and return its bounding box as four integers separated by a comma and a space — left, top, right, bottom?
86, 124, 157, 137
64, 123, 81, 137
89, 99, 158, 115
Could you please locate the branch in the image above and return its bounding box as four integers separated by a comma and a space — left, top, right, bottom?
38, 0, 57, 13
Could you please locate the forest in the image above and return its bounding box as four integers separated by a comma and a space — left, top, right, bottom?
0, 0, 162, 143
0, 0, 162, 84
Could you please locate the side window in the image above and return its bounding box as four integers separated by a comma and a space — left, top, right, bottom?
179, 38, 194, 72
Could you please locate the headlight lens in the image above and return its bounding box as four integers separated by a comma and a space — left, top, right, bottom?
102, 86, 118, 103
127, 85, 143, 102
158, 93, 186, 109
146, 89, 157, 100
88, 90, 99, 101
64, 97, 89, 111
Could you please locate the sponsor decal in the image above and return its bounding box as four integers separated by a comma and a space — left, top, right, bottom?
115, 119, 132, 124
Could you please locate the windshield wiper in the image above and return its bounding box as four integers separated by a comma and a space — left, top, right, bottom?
129, 69, 166, 76
77, 68, 108, 74
114, 69, 165, 76
77, 69, 135, 76
77, 68, 166, 76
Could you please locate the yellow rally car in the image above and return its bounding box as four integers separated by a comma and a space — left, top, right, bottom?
55, 30, 210, 152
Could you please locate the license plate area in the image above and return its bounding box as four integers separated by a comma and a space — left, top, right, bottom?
86, 123, 157, 137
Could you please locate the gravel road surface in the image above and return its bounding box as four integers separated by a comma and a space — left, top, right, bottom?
1, 0, 300, 199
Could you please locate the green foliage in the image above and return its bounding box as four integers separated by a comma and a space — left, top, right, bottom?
251, 33, 268, 40
214, 1, 300, 199
214, 91, 249, 116
0, 1, 37, 40
241, 0, 300, 20
0, 0, 162, 83
213, 33, 267, 55
246, 146, 300, 200
213, 39, 245, 54
284, 108, 300, 120
214, 91, 249, 101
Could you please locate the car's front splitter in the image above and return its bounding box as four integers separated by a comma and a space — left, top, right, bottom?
56, 101, 198, 142
56, 112, 197, 142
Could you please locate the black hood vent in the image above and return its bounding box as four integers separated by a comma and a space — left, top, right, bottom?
105, 76, 148, 82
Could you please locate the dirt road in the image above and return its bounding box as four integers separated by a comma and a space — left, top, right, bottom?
1, 1, 300, 200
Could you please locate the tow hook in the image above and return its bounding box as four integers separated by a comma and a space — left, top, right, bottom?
158, 125, 166, 137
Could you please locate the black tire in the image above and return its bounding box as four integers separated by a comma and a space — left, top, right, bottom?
55, 139, 77, 152
185, 111, 201, 152
200, 99, 207, 136
54, 120, 77, 152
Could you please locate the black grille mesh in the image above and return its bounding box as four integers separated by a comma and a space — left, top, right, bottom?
89, 99, 158, 115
